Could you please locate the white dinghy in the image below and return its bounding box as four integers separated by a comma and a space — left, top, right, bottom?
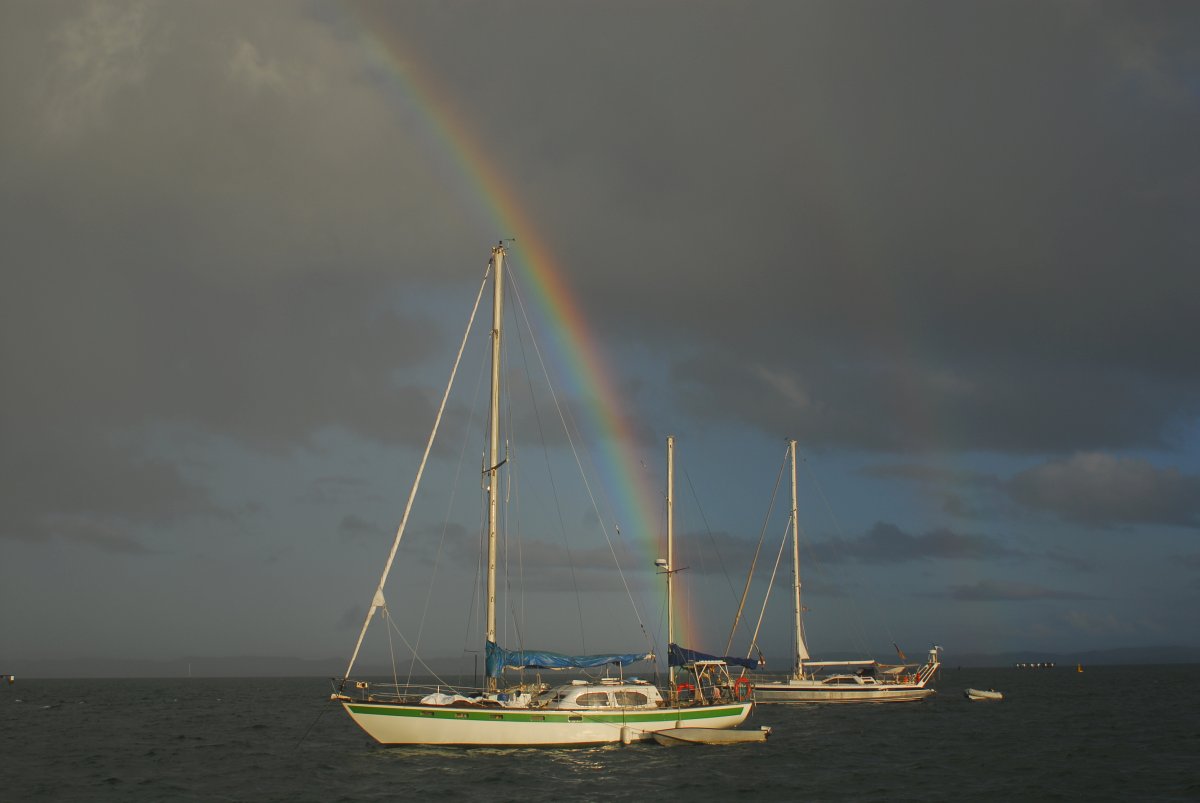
653, 726, 771, 746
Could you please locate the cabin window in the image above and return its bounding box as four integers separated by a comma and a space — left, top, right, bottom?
455, 712, 469, 718
530, 715, 545, 722
490, 714, 504, 720
613, 691, 648, 707
576, 692, 611, 707
568, 715, 583, 722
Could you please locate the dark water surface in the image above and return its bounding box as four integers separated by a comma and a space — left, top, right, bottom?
3, 666, 1197, 801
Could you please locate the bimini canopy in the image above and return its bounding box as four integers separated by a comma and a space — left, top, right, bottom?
669, 643, 762, 671
485, 641, 653, 679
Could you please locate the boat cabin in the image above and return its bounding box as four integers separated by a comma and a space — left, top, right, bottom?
819, 674, 881, 686
535, 678, 663, 710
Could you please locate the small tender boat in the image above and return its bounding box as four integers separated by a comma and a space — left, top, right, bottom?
964, 688, 1003, 701
652, 726, 771, 746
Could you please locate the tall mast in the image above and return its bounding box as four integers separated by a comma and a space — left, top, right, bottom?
789, 439, 810, 679
666, 435, 675, 686
485, 242, 505, 691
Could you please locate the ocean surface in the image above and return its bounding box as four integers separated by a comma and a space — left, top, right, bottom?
3, 665, 1197, 801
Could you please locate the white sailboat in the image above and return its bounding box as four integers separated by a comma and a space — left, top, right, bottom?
749, 440, 941, 703
332, 243, 753, 746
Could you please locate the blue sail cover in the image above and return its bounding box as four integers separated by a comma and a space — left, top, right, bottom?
669, 642, 762, 671
485, 641, 652, 679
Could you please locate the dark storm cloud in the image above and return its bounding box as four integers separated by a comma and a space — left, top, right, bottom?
422, 530, 658, 593
1, 3, 487, 545
337, 514, 384, 543
31, 516, 155, 555
5, 1, 1197, 543
857, 464, 1000, 487
673, 529, 758, 578
0, 426, 222, 546
938, 580, 1100, 602
3, 1, 1198, 666
419, 0, 1200, 456
1007, 453, 1200, 528
305, 475, 373, 507
857, 454, 1200, 531
807, 522, 1021, 564
858, 463, 1009, 520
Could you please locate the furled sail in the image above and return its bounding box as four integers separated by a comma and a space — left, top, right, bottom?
669, 643, 762, 671
485, 641, 653, 678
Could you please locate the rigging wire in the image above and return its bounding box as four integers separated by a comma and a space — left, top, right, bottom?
798, 451, 882, 661
745, 518, 794, 666
724, 443, 789, 656
465, 479, 487, 656
406, 328, 490, 686
507, 265, 654, 657
507, 269, 587, 652
681, 462, 743, 612
498, 280, 530, 655
384, 605, 458, 688
386, 607, 400, 689
341, 264, 491, 682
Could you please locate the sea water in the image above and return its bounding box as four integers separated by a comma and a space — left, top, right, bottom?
2, 666, 1197, 801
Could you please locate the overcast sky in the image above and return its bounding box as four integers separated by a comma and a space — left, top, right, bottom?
2, 1, 1198, 677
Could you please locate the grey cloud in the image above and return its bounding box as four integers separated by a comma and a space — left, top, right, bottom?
3, 1, 1198, 666
940, 580, 1101, 602
857, 455, 1200, 532
541, 2, 1200, 456
1, 4, 494, 554
0, 427, 221, 545
858, 464, 1005, 520
674, 529, 757, 578
337, 514, 384, 543
5, 2, 1198, 546
32, 515, 154, 555
807, 522, 1020, 565
306, 475, 373, 507
1042, 547, 1096, 573
1007, 453, 1200, 528
857, 464, 1000, 486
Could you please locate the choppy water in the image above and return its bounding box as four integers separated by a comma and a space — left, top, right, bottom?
3, 666, 1197, 801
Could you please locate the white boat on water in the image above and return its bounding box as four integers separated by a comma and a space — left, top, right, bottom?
964, 688, 1003, 701
333, 243, 753, 746
739, 441, 942, 703
653, 726, 771, 746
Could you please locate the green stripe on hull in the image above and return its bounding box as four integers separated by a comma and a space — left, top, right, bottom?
346, 703, 747, 724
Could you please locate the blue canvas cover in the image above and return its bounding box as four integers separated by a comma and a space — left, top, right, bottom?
485, 641, 652, 678
669, 642, 762, 671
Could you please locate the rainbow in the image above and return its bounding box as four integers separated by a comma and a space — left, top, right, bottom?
346, 9, 703, 651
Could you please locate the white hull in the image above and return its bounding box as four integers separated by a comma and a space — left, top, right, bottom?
653, 726, 770, 746
342, 700, 753, 746
964, 688, 1003, 701
755, 681, 935, 704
